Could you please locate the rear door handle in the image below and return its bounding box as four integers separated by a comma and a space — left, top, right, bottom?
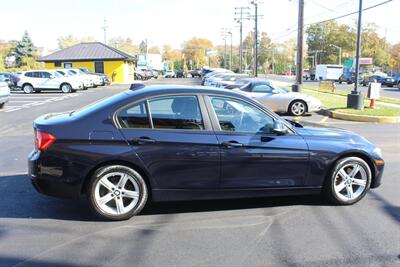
133, 136, 156, 144
221, 141, 243, 148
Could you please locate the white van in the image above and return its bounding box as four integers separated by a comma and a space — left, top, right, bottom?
315, 65, 343, 81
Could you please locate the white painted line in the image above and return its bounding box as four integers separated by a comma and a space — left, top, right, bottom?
9, 100, 37, 103
4, 108, 21, 112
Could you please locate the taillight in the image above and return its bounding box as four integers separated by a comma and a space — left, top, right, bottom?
34, 129, 56, 150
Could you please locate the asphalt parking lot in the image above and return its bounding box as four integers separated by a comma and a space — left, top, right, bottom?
0, 78, 399, 267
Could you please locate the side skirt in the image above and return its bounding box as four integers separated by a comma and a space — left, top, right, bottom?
152, 186, 322, 202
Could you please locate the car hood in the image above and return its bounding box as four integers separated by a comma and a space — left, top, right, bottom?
293, 121, 371, 144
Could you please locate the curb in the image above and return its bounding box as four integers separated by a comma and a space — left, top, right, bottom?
321, 109, 400, 123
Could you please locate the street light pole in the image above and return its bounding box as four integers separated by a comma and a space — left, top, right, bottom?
330, 44, 342, 65
347, 0, 364, 109
293, 0, 304, 92
228, 31, 233, 70
250, 1, 259, 77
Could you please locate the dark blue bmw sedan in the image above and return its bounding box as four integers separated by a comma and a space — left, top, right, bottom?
28, 85, 384, 220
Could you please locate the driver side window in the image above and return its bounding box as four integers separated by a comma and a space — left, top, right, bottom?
210, 96, 274, 133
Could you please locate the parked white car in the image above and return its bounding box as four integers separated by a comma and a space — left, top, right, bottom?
215, 74, 249, 88
54, 69, 93, 89
0, 77, 10, 108
165, 70, 175, 78
66, 68, 104, 87
233, 79, 321, 116
17, 70, 84, 93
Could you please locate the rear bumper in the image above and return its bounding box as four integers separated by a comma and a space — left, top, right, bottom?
28, 150, 82, 199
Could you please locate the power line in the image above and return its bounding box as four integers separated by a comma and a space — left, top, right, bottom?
271, 0, 394, 41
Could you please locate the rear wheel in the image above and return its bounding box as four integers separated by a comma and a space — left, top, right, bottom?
0, 103, 4, 109
23, 84, 34, 94
324, 157, 371, 205
61, 83, 72, 93
289, 100, 307, 116
87, 165, 148, 221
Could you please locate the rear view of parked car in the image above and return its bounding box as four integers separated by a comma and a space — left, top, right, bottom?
17, 70, 84, 93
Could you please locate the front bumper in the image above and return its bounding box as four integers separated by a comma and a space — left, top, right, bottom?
307, 101, 322, 112
71, 83, 84, 90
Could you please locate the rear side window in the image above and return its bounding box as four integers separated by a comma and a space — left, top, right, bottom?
117, 101, 150, 128
25, 72, 33, 77
148, 96, 204, 130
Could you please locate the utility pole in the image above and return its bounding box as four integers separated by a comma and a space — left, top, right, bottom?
221, 28, 229, 69
293, 0, 304, 92
235, 6, 250, 73
102, 17, 108, 44
347, 0, 364, 109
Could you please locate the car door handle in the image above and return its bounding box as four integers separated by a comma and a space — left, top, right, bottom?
221, 141, 243, 148
132, 136, 156, 144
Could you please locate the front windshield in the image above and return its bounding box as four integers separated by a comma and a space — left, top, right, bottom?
53, 71, 63, 78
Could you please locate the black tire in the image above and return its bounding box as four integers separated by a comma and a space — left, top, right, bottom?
0, 103, 4, 109
323, 157, 371, 205
87, 165, 148, 221
288, 100, 307, 116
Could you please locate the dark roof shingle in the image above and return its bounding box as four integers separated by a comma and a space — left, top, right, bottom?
38, 42, 135, 62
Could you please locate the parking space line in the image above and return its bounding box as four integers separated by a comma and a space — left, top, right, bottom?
318, 116, 329, 123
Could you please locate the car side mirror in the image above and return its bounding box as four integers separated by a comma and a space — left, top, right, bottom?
272, 120, 288, 135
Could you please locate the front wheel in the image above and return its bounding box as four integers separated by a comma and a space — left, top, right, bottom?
324, 157, 371, 205
87, 165, 148, 221
289, 100, 307, 116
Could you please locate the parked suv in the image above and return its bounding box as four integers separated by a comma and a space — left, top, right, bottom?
17, 70, 84, 93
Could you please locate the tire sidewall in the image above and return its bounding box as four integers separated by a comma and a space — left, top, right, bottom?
327, 157, 372, 205
87, 165, 148, 221
61, 84, 72, 93
289, 100, 307, 116
23, 84, 33, 94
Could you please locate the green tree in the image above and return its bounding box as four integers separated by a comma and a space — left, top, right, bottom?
14, 31, 36, 66
108, 37, 138, 55
139, 40, 147, 54
182, 37, 213, 69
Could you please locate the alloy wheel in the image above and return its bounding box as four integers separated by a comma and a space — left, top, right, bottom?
94, 172, 140, 216
333, 163, 368, 202
23, 85, 34, 94
61, 84, 72, 93
291, 101, 306, 116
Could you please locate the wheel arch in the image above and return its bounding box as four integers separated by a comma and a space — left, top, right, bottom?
59, 82, 72, 89
326, 151, 376, 187
81, 159, 154, 200
22, 83, 34, 88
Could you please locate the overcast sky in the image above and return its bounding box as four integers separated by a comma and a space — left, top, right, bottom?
0, 0, 399, 53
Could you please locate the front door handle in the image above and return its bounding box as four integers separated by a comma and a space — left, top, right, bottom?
221, 140, 243, 148
132, 136, 156, 145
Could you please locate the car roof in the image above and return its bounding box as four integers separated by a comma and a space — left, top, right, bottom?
126, 84, 246, 99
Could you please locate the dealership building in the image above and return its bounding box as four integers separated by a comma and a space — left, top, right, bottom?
38, 42, 136, 83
